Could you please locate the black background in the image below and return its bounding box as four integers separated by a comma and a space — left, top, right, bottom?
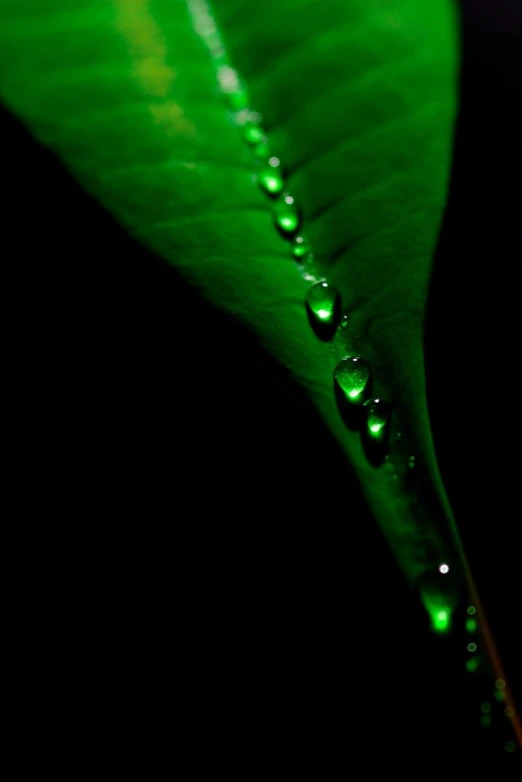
4, 0, 521, 773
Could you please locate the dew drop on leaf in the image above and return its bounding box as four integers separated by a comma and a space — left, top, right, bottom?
258, 167, 284, 196
305, 281, 341, 330
273, 194, 300, 235
291, 236, 311, 259
334, 357, 371, 406
364, 398, 392, 443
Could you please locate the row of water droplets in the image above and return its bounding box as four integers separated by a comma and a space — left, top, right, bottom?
188, 0, 452, 593
188, 0, 520, 756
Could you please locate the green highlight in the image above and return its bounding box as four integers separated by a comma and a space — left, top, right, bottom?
495, 689, 506, 702
305, 282, 340, 328
466, 657, 480, 673
364, 399, 391, 443
242, 122, 265, 145
480, 715, 492, 728
291, 236, 311, 259
273, 195, 300, 235
465, 618, 477, 633
258, 168, 284, 196
334, 357, 371, 406
432, 608, 451, 633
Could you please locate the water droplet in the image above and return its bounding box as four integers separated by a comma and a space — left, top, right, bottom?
505, 706, 515, 718
467, 605, 476, 615
334, 357, 371, 406
467, 642, 477, 652
438, 563, 450, 574
481, 702, 492, 714
340, 315, 349, 329
480, 715, 492, 728
364, 399, 391, 443
292, 236, 311, 260
258, 167, 284, 196
504, 741, 516, 753
273, 194, 300, 236
268, 156, 280, 168
242, 122, 265, 146
496, 678, 506, 690
305, 282, 341, 334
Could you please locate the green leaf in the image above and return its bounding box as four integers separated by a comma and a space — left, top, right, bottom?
0, 0, 461, 622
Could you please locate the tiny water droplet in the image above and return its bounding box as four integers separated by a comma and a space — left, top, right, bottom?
467, 642, 477, 652
481, 702, 492, 714
268, 156, 280, 168
334, 357, 371, 406
466, 656, 480, 673
340, 315, 349, 329
306, 282, 341, 331
364, 399, 391, 443
258, 167, 284, 196
273, 194, 300, 236
292, 236, 311, 260
242, 122, 265, 146
467, 605, 477, 615
504, 741, 516, 753
505, 706, 515, 718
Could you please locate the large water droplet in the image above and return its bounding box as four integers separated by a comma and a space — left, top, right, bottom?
364, 399, 391, 443
258, 167, 284, 196
292, 236, 311, 260
273, 194, 300, 236
334, 357, 371, 406
305, 281, 341, 337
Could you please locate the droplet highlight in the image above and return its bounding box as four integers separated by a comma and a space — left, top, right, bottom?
305, 282, 341, 334
258, 167, 284, 196
273, 194, 300, 236
242, 121, 265, 146
364, 399, 391, 443
292, 236, 312, 260
334, 357, 371, 406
